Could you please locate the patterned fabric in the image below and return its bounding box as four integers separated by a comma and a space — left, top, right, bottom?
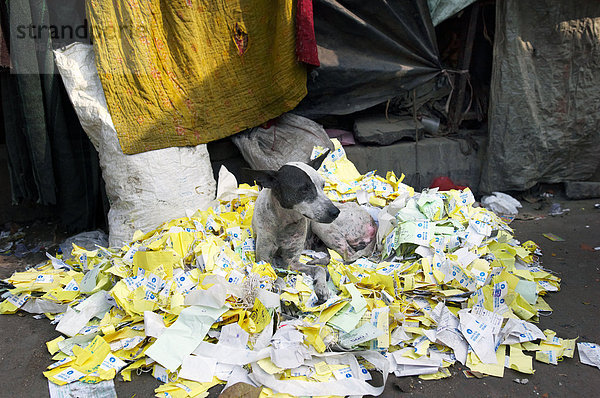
87, 0, 307, 155
296, 0, 320, 66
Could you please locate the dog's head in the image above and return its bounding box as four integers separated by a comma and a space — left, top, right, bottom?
246, 151, 340, 223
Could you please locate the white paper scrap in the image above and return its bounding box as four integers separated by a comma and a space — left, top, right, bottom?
214, 363, 236, 381
217, 166, 239, 202
470, 306, 503, 334
56, 291, 112, 337
223, 366, 258, 392
323, 352, 365, 381
183, 284, 226, 308
269, 324, 311, 369
499, 318, 545, 345
48, 380, 117, 398
145, 305, 228, 372
253, 318, 274, 351
249, 351, 388, 397
393, 364, 440, 377
577, 342, 600, 370
144, 311, 166, 338
453, 247, 479, 267
433, 304, 468, 365
22, 299, 68, 314
217, 323, 249, 348
46, 253, 71, 271
257, 289, 281, 310
390, 326, 411, 346
459, 311, 498, 364
179, 355, 217, 383
99, 354, 127, 372
192, 341, 271, 366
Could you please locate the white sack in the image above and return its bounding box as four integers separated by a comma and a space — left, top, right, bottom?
54, 43, 216, 247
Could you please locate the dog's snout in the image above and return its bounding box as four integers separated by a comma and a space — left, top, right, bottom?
317, 205, 340, 223
329, 206, 340, 219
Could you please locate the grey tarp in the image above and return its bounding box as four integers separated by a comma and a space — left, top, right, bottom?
480, 0, 600, 193
295, 0, 443, 118
427, 0, 477, 26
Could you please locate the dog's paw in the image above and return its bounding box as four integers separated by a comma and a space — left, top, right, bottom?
307, 255, 330, 266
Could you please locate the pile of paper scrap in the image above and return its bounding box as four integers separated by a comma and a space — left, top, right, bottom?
1, 142, 585, 398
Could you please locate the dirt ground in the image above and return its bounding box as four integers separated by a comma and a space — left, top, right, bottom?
0, 196, 598, 398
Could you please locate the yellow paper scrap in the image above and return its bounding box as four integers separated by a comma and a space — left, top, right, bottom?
508, 345, 534, 374
46, 336, 65, 355
257, 358, 284, 375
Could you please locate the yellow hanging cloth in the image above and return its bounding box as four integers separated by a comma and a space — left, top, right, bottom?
87, 0, 307, 154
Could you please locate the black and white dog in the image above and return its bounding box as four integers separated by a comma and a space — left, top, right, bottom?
247, 152, 338, 303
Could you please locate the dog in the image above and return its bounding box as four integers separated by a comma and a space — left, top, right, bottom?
310, 201, 377, 264
247, 152, 339, 303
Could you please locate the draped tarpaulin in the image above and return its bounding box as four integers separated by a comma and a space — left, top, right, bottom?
295, 0, 443, 118
427, 0, 477, 26
2, 0, 106, 232
480, 0, 600, 192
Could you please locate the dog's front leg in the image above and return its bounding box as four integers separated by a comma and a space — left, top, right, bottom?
255, 234, 278, 265
290, 261, 329, 305
255, 234, 288, 293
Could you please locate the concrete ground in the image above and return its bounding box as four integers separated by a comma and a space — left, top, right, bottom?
0, 197, 598, 398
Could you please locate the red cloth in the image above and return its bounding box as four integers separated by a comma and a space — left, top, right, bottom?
0, 26, 10, 68
430, 176, 467, 191
296, 0, 320, 66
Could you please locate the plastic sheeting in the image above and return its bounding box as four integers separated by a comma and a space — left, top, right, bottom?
427, 0, 477, 26
480, 0, 600, 193
232, 113, 334, 171
1, 0, 105, 232
295, 0, 443, 118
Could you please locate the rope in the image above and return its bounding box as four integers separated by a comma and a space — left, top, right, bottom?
441, 68, 472, 119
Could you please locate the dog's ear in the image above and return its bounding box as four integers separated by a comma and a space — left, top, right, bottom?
243, 168, 277, 189
308, 149, 331, 170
